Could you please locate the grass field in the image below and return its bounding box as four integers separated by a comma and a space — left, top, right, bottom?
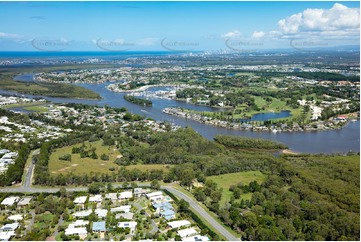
49, 140, 121, 176
125, 164, 172, 172
208, 171, 267, 203
1, 101, 47, 109
23, 105, 49, 112
253, 96, 267, 108
0, 74, 100, 99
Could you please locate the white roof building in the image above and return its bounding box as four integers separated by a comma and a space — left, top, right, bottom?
105, 193, 117, 200
1, 196, 20, 206
69, 220, 89, 228
7, 215, 23, 221
89, 194, 102, 203
168, 220, 191, 229
116, 212, 134, 220
65, 220, 89, 236
111, 205, 131, 213
1, 153, 17, 159
74, 196, 87, 204
0, 223, 19, 232
0, 231, 15, 241
146, 191, 163, 198
73, 210, 92, 218
118, 222, 137, 230
149, 195, 164, 202
0, 150, 10, 155
65, 227, 88, 236
119, 191, 133, 200
95, 209, 108, 218
182, 235, 210, 241
17, 197, 32, 206
177, 228, 198, 238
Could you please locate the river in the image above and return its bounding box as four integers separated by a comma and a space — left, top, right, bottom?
3, 74, 360, 154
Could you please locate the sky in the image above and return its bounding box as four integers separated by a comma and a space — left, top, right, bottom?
0, 1, 359, 51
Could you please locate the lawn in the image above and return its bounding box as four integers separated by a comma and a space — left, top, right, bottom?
23, 105, 49, 112
125, 164, 172, 172
49, 140, 121, 176
34, 212, 55, 229
2, 101, 46, 109
253, 96, 267, 108
208, 171, 267, 203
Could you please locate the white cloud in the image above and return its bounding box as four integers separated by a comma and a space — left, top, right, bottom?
252, 31, 265, 39
221, 30, 241, 39
277, 3, 360, 37
135, 37, 159, 46
0, 32, 21, 39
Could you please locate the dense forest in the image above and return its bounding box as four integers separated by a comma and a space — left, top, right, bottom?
123, 95, 152, 106
191, 154, 359, 240
214, 135, 287, 150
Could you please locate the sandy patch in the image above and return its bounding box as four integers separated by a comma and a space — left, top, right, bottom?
282, 149, 299, 155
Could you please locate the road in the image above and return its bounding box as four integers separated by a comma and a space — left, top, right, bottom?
23, 149, 39, 189
162, 186, 239, 241
24, 211, 35, 235
133, 199, 158, 234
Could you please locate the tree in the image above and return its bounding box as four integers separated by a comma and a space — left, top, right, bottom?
59, 187, 67, 198
88, 182, 104, 194
151, 179, 160, 190
107, 182, 113, 192
193, 188, 207, 202
101, 153, 109, 161
178, 199, 190, 212
210, 189, 222, 203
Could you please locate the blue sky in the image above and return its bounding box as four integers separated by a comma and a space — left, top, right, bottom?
0, 1, 359, 51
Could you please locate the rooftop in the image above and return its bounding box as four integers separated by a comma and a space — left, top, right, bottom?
1, 196, 20, 206
17, 197, 32, 206
92, 221, 106, 232
74, 196, 87, 204
118, 221, 137, 229
177, 228, 198, 238
168, 220, 191, 229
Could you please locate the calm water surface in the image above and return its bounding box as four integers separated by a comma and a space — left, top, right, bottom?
2, 74, 359, 154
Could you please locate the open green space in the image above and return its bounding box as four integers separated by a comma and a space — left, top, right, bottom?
2, 101, 47, 109
0, 74, 100, 99
208, 171, 267, 203
125, 164, 172, 172
49, 140, 121, 175
23, 105, 49, 112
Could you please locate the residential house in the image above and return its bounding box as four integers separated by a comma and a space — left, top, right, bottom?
92, 221, 106, 233
1, 196, 20, 207
110, 205, 131, 213
167, 220, 191, 229
118, 222, 137, 234
177, 228, 198, 238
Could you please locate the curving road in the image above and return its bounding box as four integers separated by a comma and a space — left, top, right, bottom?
162, 186, 239, 241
